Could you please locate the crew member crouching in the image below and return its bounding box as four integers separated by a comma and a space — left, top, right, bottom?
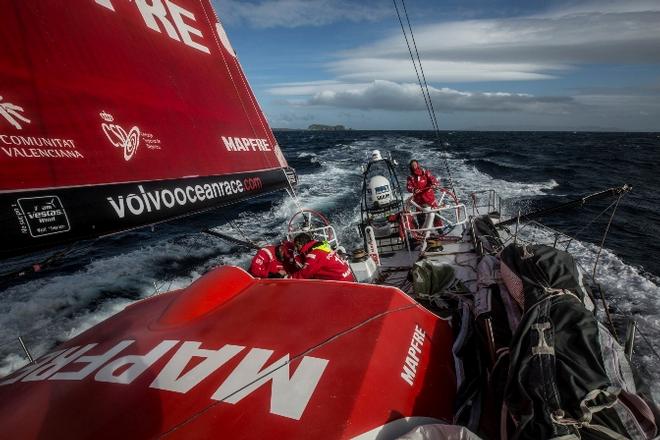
279, 240, 301, 274
291, 233, 355, 282
249, 241, 297, 278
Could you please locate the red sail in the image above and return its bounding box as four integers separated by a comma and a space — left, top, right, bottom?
0, 0, 293, 257
0, 268, 456, 438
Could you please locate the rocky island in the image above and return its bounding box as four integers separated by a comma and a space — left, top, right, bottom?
308, 124, 349, 131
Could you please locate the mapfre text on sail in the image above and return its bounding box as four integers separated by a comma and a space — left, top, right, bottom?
221, 136, 272, 152
95, 0, 211, 54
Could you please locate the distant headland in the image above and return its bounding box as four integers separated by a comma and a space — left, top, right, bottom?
272, 124, 351, 131
307, 124, 349, 131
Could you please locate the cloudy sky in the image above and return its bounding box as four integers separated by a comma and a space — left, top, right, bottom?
214, 0, 660, 131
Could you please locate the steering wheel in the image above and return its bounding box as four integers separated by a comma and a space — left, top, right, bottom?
405, 187, 461, 236
436, 188, 461, 213
287, 209, 335, 243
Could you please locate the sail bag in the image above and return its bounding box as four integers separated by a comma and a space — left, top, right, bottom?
500, 244, 659, 439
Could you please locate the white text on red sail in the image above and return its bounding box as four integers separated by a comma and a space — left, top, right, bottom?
94, 0, 210, 54
401, 325, 426, 386
1, 339, 329, 420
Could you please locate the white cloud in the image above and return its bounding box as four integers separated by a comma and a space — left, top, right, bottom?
268, 80, 354, 96
541, 0, 660, 17
253, 0, 660, 128
292, 80, 579, 114
328, 59, 564, 83
215, 0, 390, 28
327, 0, 660, 83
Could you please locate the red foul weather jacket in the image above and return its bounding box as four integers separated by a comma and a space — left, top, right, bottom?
407, 168, 439, 208
291, 241, 355, 282
249, 245, 285, 278
280, 240, 302, 274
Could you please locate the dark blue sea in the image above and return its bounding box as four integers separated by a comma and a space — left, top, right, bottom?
1, 130, 659, 395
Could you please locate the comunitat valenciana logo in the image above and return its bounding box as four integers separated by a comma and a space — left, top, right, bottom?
100, 111, 140, 161
0, 95, 31, 130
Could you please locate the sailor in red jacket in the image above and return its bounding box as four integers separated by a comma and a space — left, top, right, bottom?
291, 233, 355, 282
406, 160, 440, 208
279, 240, 301, 274
249, 241, 298, 278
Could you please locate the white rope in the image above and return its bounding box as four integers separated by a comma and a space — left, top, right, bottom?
284, 174, 304, 216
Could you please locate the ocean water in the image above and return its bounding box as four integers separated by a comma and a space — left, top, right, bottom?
1, 130, 659, 398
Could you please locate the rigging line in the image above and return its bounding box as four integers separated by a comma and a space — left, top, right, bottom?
392, 0, 437, 132
401, 0, 440, 134
0, 231, 210, 359
219, 213, 263, 249
0, 238, 99, 289
402, 0, 457, 195
594, 282, 619, 342
200, 0, 301, 212
281, 167, 304, 215
231, 53, 303, 214
204, 2, 260, 151
286, 185, 305, 216
564, 198, 619, 252
591, 192, 624, 341
395, 0, 458, 196
149, 231, 210, 297
229, 218, 260, 247
2, 215, 259, 354
591, 193, 623, 281
635, 322, 660, 362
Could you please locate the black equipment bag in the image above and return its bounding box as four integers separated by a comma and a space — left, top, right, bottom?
499, 244, 658, 440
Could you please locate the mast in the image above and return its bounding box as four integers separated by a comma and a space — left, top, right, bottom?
0, 0, 294, 258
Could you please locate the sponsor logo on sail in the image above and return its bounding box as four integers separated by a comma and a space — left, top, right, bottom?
401, 325, 426, 386
1, 97, 84, 160
221, 136, 272, 152
1, 339, 329, 420
0, 96, 30, 130
0, 136, 83, 159
100, 111, 161, 161
14, 196, 71, 237
100, 111, 141, 161
106, 176, 262, 218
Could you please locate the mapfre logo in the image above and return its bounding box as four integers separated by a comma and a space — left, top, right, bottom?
1, 339, 329, 421
100, 111, 140, 161
0, 95, 31, 130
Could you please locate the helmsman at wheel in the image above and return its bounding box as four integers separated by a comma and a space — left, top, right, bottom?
406, 159, 440, 208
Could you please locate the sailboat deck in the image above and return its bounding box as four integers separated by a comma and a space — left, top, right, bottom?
374, 226, 479, 298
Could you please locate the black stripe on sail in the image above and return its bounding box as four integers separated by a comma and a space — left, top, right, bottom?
0, 169, 290, 258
